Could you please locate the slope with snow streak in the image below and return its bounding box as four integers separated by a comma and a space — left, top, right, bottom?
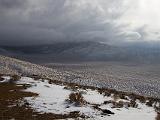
15, 77, 157, 120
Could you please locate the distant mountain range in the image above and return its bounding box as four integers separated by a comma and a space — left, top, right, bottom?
0, 41, 160, 63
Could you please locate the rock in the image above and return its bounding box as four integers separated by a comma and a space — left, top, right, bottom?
102, 109, 115, 115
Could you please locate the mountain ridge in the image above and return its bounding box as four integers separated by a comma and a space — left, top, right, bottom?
1, 41, 160, 63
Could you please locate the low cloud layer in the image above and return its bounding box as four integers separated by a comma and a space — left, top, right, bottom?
0, 0, 160, 45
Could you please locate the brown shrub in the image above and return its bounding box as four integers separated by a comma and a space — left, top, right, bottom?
128, 93, 137, 101
104, 91, 111, 97
118, 93, 126, 99
64, 85, 79, 91
129, 100, 138, 108
31, 74, 41, 80
137, 96, 146, 103
113, 94, 120, 101
156, 113, 160, 120
112, 101, 124, 108
48, 80, 52, 84
11, 75, 21, 81
68, 92, 85, 106
146, 99, 154, 107
68, 111, 81, 118
104, 100, 112, 104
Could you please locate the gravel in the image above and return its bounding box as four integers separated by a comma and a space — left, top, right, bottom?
0, 55, 160, 99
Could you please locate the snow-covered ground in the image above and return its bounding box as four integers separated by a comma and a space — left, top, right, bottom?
0, 76, 11, 83
7, 76, 156, 120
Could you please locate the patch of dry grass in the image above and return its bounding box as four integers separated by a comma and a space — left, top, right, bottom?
11, 75, 21, 81
156, 113, 160, 120
146, 99, 154, 107
0, 76, 86, 120
28, 73, 160, 106
68, 92, 86, 106
1, 74, 160, 119
103, 100, 137, 108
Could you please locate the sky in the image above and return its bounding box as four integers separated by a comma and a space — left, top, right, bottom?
0, 0, 160, 45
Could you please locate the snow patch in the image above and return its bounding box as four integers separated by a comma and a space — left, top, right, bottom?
0, 76, 11, 83
16, 77, 157, 120
83, 89, 112, 104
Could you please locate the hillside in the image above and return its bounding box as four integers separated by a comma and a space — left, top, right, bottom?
0, 41, 121, 62
0, 55, 160, 119
0, 74, 159, 120
1, 41, 160, 63
0, 55, 160, 99
0, 55, 64, 80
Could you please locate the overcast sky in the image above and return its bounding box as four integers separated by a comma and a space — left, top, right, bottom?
0, 0, 160, 45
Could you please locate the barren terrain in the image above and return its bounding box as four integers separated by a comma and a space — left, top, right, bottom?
0, 75, 159, 120
0, 55, 160, 119
45, 62, 160, 99
1, 55, 160, 99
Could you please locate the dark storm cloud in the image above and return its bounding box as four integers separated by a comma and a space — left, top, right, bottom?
0, 0, 28, 14
0, 0, 26, 8
0, 0, 153, 46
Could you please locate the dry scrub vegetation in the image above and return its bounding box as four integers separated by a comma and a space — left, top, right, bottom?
0, 75, 86, 120
0, 73, 160, 119
67, 92, 86, 106
156, 113, 160, 120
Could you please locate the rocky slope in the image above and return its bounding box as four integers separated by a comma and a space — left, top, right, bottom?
0, 55, 160, 99
0, 55, 62, 79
